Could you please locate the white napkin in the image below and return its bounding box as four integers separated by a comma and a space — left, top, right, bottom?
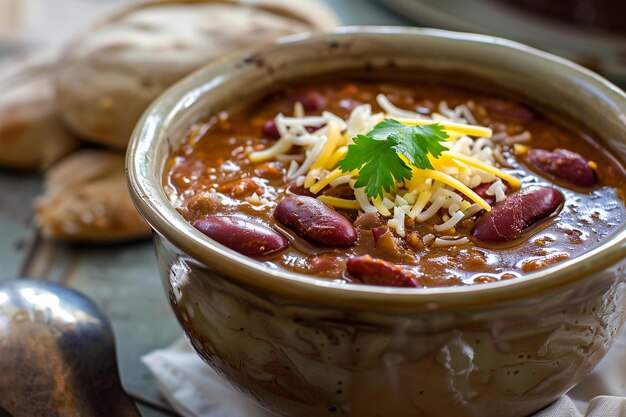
143, 330, 626, 417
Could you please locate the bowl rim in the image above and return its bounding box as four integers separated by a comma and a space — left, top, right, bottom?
127, 26, 626, 311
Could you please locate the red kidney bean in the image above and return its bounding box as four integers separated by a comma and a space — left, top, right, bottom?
261, 119, 280, 140
471, 186, 564, 244
526, 148, 597, 187
353, 212, 383, 229
346, 255, 422, 288
193, 216, 288, 257
471, 182, 508, 205
482, 99, 535, 123
305, 125, 322, 133
293, 90, 326, 112
473, 183, 495, 205
274, 195, 357, 247
371, 226, 389, 245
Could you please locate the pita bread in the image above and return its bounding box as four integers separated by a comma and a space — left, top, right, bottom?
0, 53, 81, 170
56, 0, 340, 149
35, 150, 151, 242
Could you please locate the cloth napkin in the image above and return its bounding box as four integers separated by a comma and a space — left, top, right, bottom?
143, 330, 626, 417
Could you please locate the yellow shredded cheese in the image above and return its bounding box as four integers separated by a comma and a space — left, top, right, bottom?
338, 133, 349, 147
324, 146, 348, 170
422, 169, 491, 211
443, 151, 521, 189
303, 168, 319, 188
310, 121, 341, 171
309, 169, 353, 194
459, 200, 472, 211
514, 144, 529, 156
249, 138, 292, 163
317, 195, 360, 210
372, 196, 391, 216
409, 190, 432, 217
395, 117, 493, 138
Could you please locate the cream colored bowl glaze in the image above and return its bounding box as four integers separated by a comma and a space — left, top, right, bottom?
128, 28, 626, 417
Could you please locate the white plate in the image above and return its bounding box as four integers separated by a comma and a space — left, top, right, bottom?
375, 0, 626, 86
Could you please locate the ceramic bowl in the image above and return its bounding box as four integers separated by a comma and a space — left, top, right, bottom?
128, 27, 626, 417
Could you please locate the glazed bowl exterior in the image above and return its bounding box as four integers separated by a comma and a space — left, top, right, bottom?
128, 28, 626, 417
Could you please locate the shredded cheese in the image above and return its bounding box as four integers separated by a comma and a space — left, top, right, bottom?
395, 117, 493, 139
310, 168, 353, 194
372, 196, 391, 216
310, 121, 341, 171
442, 151, 521, 189
249, 137, 292, 163
247, 94, 523, 245
324, 146, 348, 170
422, 169, 491, 212
317, 195, 360, 210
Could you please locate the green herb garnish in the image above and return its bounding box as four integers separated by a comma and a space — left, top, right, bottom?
338, 119, 448, 198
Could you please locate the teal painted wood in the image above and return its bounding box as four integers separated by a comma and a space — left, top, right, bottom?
0, 171, 41, 280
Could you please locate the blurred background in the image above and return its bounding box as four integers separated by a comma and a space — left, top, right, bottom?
1, 0, 624, 85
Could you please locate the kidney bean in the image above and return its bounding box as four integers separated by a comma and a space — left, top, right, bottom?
371, 227, 410, 261
472, 183, 495, 205
482, 98, 535, 123
471, 182, 509, 205
181, 193, 226, 222
353, 212, 383, 229
193, 216, 288, 257
293, 90, 326, 112
261, 119, 280, 140
471, 186, 564, 244
371, 226, 389, 244
526, 148, 597, 187
274, 195, 357, 247
346, 255, 421, 288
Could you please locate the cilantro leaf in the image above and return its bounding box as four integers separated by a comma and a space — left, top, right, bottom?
338, 119, 449, 198
338, 134, 412, 198
369, 119, 449, 170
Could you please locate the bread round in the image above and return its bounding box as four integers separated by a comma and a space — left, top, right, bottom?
0, 53, 81, 170
35, 150, 151, 242
56, 0, 340, 149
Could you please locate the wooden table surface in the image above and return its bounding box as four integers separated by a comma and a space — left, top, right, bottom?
0, 1, 410, 416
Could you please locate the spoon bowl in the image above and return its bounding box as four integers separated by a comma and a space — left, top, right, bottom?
0, 279, 140, 417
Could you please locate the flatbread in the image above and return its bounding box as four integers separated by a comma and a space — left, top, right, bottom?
35, 150, 151, 242
0, 53, 81, 170
56, 0, 340, 149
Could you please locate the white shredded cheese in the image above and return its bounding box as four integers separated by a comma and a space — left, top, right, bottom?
355, 188, 378, 213
377, 94, 426, 119
434, 237, 470, 247
390, 206, 406, 237
423, 234, 435, 245
434, 210, 465, 232
329, 175, 354, 187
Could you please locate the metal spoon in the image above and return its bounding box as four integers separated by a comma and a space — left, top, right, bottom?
0, 279, 141, 417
